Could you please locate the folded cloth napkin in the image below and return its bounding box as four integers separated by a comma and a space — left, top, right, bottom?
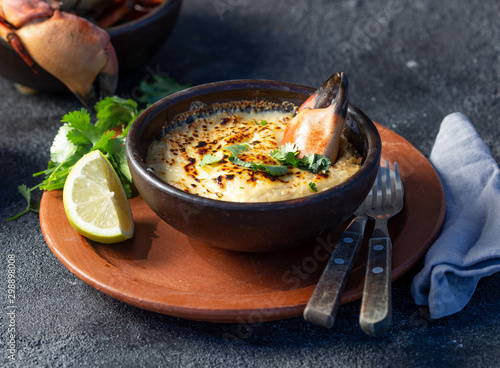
411, 112, 500, 319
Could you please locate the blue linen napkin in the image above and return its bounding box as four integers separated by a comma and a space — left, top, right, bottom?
411, 112, 500, 319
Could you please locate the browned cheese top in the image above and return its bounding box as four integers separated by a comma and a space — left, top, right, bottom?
146, 101, 362, 202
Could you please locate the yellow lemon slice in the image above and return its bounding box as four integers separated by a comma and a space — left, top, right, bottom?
63, 150, 134, 243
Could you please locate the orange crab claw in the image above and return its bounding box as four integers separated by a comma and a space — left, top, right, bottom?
0, 0, 53, 70
1, 0, 119, 108
282, 72, 349, 163
14, 9, 118, 108
298, 72, 343, 112
0, 0, 53, 27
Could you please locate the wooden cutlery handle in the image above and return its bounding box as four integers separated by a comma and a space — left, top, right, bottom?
359, 236, 392, 336
304, 230, 364, 328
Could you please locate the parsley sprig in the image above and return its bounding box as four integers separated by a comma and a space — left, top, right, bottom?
200, 142, 331, 176
8, 96, 141, 221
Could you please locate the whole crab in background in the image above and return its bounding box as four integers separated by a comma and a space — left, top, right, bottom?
0, 0, 163, 108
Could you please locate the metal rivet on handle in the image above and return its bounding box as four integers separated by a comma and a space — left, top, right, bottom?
373, 244, 384, 251
334, 258, 345, 265
372, 267, 384, 274
343, 237, 353, 243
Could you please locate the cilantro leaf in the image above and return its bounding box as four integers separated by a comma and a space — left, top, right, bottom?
298, 154, 331, 174
63, 109, 102, 146
92, 130, 116, 152
200, 154, 221, 166
228, 154, 289, 176
223, 143, 252, 157
7, 185, 40, 221
251, 163, 289, 176
95, 96, 141, 132
309, 182, 318, 192
50, 123, 78, 164
270, 143, 300, 166
228, 155, 253, 169
137, 75, 191, 105
99, 138, 133, 198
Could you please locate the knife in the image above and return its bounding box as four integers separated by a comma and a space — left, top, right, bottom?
303, 205, 368, 328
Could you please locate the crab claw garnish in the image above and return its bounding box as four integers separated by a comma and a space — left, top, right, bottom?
0, 0, 53, 27
298, 72, 344, 112
282, 72, 349, 163
15, 10, 118, 108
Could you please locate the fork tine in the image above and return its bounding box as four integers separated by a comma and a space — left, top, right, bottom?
383, 160, 392, 209
374, 165, 383, 209
394, 162, 403, 206
365, 171, 376, 210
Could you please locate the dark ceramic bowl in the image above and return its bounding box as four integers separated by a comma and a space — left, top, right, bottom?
0, 0, 182, 92
126, 80, 381, 252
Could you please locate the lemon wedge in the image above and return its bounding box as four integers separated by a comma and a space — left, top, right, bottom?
63, 150, 134, 243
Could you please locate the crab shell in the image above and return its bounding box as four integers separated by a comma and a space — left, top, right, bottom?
0, 0, 118, 108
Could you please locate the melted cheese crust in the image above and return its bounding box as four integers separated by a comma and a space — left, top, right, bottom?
146, 105, 362, 202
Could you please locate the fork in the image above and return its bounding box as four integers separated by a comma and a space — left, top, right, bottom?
359, 160, 404, 336
303, 188, 369, 328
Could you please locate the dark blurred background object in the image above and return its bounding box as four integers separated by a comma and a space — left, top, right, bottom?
0, 0, 182, 92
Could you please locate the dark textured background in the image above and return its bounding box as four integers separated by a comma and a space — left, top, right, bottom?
1, 0, 500, 366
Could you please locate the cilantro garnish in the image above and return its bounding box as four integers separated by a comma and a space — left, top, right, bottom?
223, 144, 289, 176
227, 155, 252, 168
309, 182, 318, 192
8, 97, 142, 221
254, 119, 268, 126
227, 156, 289, 176
200, 143, 289, 176
270, 143, 331, 174
223, 143, 253, 157
199, 141, 331, 178
270, 143, 301, 166
200, 154, 221, 166
250, 162, 289, 176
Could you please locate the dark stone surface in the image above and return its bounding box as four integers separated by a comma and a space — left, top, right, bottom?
1, 0, 499, 366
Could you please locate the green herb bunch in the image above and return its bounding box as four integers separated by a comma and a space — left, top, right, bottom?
8, 97, 141, 221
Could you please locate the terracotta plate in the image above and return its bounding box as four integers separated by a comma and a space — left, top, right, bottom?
40, 123, 446, 323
